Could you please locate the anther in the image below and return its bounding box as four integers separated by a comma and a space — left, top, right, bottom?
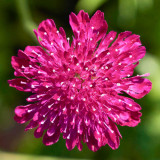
110, 37, 113, 40
117, 83, 120, 86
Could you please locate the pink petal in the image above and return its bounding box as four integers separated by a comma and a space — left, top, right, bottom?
43, 127, 60, 146
8, 78, 31, 92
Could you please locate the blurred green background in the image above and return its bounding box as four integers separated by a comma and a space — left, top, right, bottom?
0, 0, 160, 160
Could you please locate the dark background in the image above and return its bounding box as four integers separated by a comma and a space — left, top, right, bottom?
0, 0, 160, 160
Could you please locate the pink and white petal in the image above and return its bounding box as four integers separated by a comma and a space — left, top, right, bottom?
34, 118, 50, 138
43, 127, 60, 146
69, 12, 80, 33
104, 119, 121, 150
34, 19, 68, 52
70, 10, 107, 50
77, 142, 83, 151
112, 31, 132, 46
14, 104, 37, 124
8, 78, 31, 92
24, 46, 51, 64
11, 54, 29, 70
101, 94, 141, 112
76, 10, 108, 50
101, 96, 142, 126
86, 129, 100, 152
66, 129, 79, 150
11, 55, 36, 78
109, 110, 142, 127
77, 10, 90, 30
96, 31, 117, 54
47, 124, 57, 137
123, 76, 152, 99
90, 10, 108, 40
25, 119, 39, 131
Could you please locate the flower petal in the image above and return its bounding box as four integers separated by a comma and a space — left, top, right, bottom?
43, 127, 60, 146
34, 19, 69, 51
8, 78, 31, 92
14, 104, 37, 124
124, 76, 152, 99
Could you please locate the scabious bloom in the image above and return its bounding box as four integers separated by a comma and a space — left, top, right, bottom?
8, 10, 152, 151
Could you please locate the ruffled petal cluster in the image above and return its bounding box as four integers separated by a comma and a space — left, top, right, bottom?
8, 10, 152, 151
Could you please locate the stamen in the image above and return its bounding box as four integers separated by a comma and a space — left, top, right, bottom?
48, 104, 54, 108
27, 109, 32, 113
46, 85, 49, 88
85, 67, 88, 71
20, 81, 26, 84
105, 66, 108, 69
67, 133, 70, 139
110, 37, 113, 40
117, 83, 121, 86
32, 50, 40, 57
104, 122, 114, 133
41, 120, 45, 124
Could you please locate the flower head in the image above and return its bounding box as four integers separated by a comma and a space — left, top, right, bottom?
8, 10, 152, 151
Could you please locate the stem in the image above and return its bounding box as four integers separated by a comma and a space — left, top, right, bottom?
15, 0, 37, 41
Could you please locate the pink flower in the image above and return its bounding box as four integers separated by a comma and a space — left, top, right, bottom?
8, 10, 152, 151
